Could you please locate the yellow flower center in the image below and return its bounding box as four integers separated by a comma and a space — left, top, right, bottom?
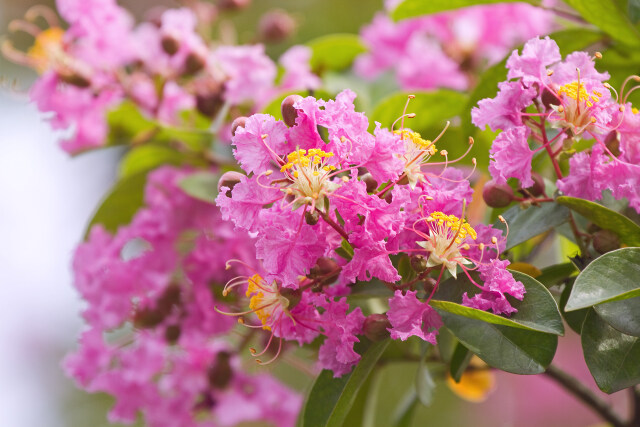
280, 149, 337, 209
246, 274, 289, 331
557, 81, 601, 108
395, 129, 437, 156
27, 27, 65, 73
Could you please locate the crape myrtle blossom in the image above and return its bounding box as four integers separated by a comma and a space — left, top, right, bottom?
472, 36, 640, 212
355, 2, 554, 90
217, 90, 526, 374
65, 167, 300, 426
3, 2, 320, 153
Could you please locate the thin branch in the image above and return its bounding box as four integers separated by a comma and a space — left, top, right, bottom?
544, 365, 625, 427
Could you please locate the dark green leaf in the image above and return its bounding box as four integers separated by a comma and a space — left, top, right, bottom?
178, 171, 219, 204
391, 0, 537, 20
85, 172, 148, 237
307, 34, 366, 74
565, 248, 640, 311
432, 271, 565, 335
581, 309, 640, 393
300, 339, 390, 427
594, 296, 640, 337
559, 279, 589, 334
449, 342, 472, 382
557, 196, 640, 247
348, 279, 393, 300
495, 202, 569, 250
436, 309, 558, 374
536, 262, 577, 288
415, 344, 435, 406
118, 145, 187, 179
630, 0, 640, 23
564, 0, 640, 47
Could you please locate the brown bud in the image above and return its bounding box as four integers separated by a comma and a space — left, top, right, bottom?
281, 94, 303, 127
604, 130, 621, 157
219, 0, 251, 11
258, 10, 296, 43
58, 71, 91, 88
165, 324, 181, 344
360, 173, 378, 194
423, 277, 437, 295
541, 87, 560, 110
592, 230, 620, 254
397, 174, 410, 186
231, 116, 248, 137
410, 255, 428, 273
305, 209, 320, 225
519, 172, 545, 197
309, 257, 339, 278
208, 351, 234, 389
482, 180, 514, 208
184, 51, 206, 75
280, 288, 302, 310
194, 79, 225, 118
161, 35, 180, 55
218, 171, 245, 197
363, 314, 391, 342
586, 223, 601, 234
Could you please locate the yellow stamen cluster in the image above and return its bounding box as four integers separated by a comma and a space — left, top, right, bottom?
395, 129, 437, 155
280, 149, 336, 178
27, 27, 65, 73
428, 212, 477, 244
246, 274, 272, 330
557, 82, 602, 108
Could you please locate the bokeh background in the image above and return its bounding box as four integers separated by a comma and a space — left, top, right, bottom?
0, 1, 631, 426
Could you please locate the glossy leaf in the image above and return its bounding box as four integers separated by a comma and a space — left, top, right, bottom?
557, 196, 640, 247
307, 34, 366, 74
449, 342, 472, 382
85, 172, 147, 237
432, 271, 564, 335
559, 279, 589, 334
300, 339, 389, 427
594, 296, 640, 337
178, 171, 218, 204
436, 309, 558, 375
581, 309, 640, 393
536, 262, 577, 288
630, 0, 640, 23
391, 0, 536, 20
494, 202, 569, 250
565, 248, 640, 311
564, 0, 640, 47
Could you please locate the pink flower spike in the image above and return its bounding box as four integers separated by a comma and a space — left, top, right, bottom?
488, 126, 535, 187
231, 113, 288, 175
387, 290, 442, 344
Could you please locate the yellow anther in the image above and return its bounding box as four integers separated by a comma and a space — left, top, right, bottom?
394, 129, 437, 155
557, 82, 600, 107
428, 212, 477, 241
633, 107, 639, 115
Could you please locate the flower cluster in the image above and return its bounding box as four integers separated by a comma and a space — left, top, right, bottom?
64, 167, 300, 426
3, 0, 318, 153
216, 90, 525, 377
472, 36, 640, 212
355, 1, 554, 90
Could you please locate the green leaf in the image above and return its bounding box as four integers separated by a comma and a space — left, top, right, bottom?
415, 344, 435, 406
178, 171, 219, 204
85, 172, 148, 237
581, 309, 640, 393
391, 0, 537, 20
436, 309, 558, 374
565, 247, 640, 311
449, 342, 472, 382
594, 296, 640, 337
495, 202, 569, 250
118, 145, 187, 179
371, 90, 467, 130
432, 271, 565, 335
307, 34, 366, 74
106, 102, 155, 147
536, 262, 577, 288
557, 196, 640, 247
390, 391, 418, 427
630, 0, 640, 23
300, 339, 390, 427
564, 0, 640, 47
559, 279, 590, 334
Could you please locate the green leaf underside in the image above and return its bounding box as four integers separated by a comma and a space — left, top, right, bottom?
178, 171, 219, 204
391, 0, 537, 21
300, 339, 389, 427
563, 0, 640, 48
581, 309, 640, 394
449, 342, 472, 382
557, 196, 640, 247
307, 34, 366, 73
432, 271, 564, 335
560, 279, 589, 334
495, 202, 570, 250
85, 172, 148, 238
565, 248, 640, 311
436, 310, 558, 375
594, 296, 640, 337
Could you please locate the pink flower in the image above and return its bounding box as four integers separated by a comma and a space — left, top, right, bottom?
462, 259, 525, 315
216, 175, 281, 232
387, 290, 443, 344
472, 81, 536, 132
231, 114, 289, 175
488, 126, 535, 187
506, 36, 561, 84
279, 45, 321, 91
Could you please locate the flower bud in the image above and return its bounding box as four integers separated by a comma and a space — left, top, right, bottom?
231, 116, 248, 136
194, 79, 225, 118
423, 277, 437, 295
604, 130, 621, 157
161, 35, 180, 55
280, 288, 302, 310
482, 180, 514, 208
541, 87, 560, 109
258, 10, 296, 43
218, 171, 245, 197
281, 94, 303, 127
219, 0, 251, 11
519, 172, 545, 197
309, 257, 339, 278
363, 313, 391, 342
305, 209, 320, 225
410, 255, 428, 273
58, 71, 91, 88
184, 51, 206, 75
165, 324, 181, 344
592, 230, 620, 254
360, 173, 378, 194
208, 351, 233, 389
